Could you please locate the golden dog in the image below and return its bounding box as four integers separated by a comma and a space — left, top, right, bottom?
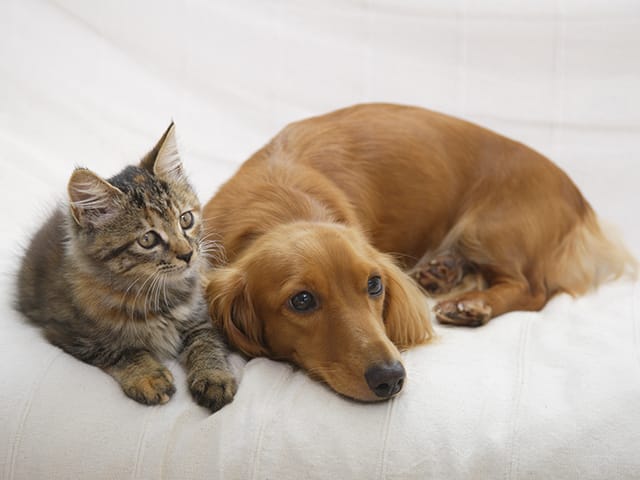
203, 103, 636, 401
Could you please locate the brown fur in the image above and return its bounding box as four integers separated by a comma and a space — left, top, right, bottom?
203, 103, 637, 401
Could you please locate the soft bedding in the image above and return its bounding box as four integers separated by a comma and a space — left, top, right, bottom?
1, 1, 639, 479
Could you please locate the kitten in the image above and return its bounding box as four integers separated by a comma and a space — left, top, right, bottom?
16, 123, 237, 412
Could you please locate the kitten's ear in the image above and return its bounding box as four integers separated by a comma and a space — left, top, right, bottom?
67, 168, 123, 227
141, 122, 184, 182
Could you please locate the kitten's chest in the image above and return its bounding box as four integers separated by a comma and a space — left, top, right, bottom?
121, 298, 199, 359
132, 317, 182, 358
71, 267, 205, 359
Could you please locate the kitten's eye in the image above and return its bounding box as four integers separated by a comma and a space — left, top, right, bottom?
367, 276, 383, 297
288, 291, 318, 312
180, 211, 194, 229
138, 231, 160, 249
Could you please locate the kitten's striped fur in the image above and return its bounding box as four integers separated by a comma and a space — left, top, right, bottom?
16, 124, 236, 411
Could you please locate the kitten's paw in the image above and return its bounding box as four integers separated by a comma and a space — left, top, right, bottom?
435, 298, 492, 327
188, 368, 237, 412
123, 367, 176, 406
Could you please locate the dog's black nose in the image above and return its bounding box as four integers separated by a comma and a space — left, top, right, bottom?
364, 361, 406, 398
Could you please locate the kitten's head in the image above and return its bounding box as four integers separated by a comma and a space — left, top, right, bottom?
67, 123, 206, 288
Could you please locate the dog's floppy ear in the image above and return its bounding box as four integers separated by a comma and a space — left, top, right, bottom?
205, 266, 267, 358
380, 255, 435, 349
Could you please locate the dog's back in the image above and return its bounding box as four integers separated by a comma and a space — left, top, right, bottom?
268, 105, 586, 259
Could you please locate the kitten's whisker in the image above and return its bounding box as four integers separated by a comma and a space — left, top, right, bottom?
199, 232, 224, 244
148, 271, 163, 319
133, 271, 157, 323
199, 245, 225, 257
161, 273, 170, 311
119, 276, 141, 315
144, 273, 157, 323
199, 242, 225, 255
200, 240, 225, 252
154, 273, 161, 312
199, 235, 224, 245
199, 239, 227, 265
149, 274, 157, 314
158, 272, 167, 311
201, 251, 227, 266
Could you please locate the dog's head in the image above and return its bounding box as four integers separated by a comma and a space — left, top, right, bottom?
206, 222, 433, 401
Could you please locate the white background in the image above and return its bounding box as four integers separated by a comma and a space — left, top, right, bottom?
1, 1, 639, 479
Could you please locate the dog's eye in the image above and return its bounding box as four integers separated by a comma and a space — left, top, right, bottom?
289, 291, 318, 312
367, 276, 383, 297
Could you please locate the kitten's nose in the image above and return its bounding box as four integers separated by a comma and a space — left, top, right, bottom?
177, 250, 193, 264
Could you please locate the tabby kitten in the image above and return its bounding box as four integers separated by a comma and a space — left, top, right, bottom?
16, 124, 237, 412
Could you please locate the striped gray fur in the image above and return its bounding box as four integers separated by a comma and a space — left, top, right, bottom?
15, 124, 237, 411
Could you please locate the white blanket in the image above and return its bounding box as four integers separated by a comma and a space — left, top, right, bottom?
1, 1, 639, 478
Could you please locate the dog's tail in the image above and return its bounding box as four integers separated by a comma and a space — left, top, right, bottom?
548, 209, 638, 296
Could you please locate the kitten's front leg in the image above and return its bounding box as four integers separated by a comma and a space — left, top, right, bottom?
182, 321, 237, 412
105, 349, 176, 405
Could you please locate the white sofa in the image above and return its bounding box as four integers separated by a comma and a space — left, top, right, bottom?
1, 1, 639, 478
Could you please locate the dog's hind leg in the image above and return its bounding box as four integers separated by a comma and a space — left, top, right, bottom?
433, 275, 547, 327
426, 203, 552, 326
410, 252, 474, 295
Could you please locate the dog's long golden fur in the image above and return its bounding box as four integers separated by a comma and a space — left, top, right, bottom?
203, 103, 636, 401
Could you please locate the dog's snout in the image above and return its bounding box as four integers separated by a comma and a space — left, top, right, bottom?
364, 361, 406, 398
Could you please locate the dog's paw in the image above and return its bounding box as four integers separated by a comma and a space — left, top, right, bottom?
188, 368, 238, 412
434, 298, 492, 327
122, 367, 176, 405
414, 254, 467, 295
